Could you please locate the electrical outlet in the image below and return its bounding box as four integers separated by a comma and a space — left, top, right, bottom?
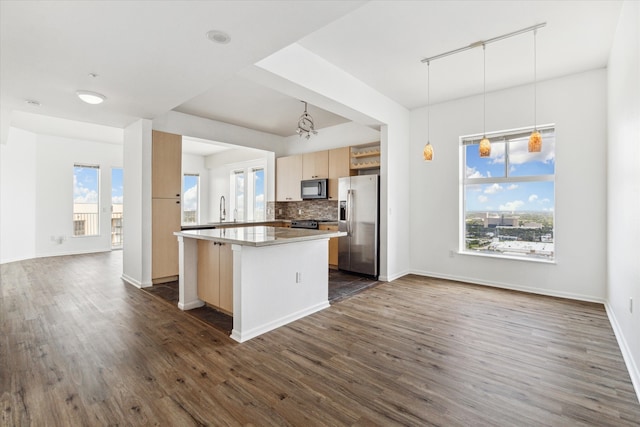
298, 209, 302, 215
278, 209, 283, 215
449, 250, 454, 258
295, 272, 303, 283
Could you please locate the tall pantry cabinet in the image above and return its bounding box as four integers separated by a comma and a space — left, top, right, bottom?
152, 130, 182, 283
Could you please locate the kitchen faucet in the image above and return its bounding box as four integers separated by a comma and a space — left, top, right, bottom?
219, 195, 226, 221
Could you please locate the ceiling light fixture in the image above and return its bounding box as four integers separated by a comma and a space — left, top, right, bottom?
76, 90, 106, 105
423, 61, 433, 161
528, 29, 542, 152
206, 30, 231, 44
479, 44, 491, 158
25, 99, 41, 106
419, 23, 546, 160
296, 101, 318, 140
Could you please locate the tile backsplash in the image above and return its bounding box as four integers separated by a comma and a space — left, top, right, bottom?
270, 200, 339, 220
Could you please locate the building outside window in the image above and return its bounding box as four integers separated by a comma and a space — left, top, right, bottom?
73, 164, 100, 237
462, 125, 555, 261
111, 167, 124, 248
183, 173, 199, 225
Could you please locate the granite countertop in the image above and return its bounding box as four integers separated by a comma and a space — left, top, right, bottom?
175, 226, 345, 247
181, 219, 290, 231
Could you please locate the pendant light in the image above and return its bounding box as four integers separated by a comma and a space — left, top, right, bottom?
423, 61, 433, 161
528, 29, 542, 152
296, 101, 318, 140
479, 44, 491, 157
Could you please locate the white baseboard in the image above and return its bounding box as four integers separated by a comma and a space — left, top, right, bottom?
379, 268, 411, 282
230, 301, 330, 343
121, 274, 152, 289
178, 300, 205, 311
410, 269, 605, 304
605, 302, 640, 403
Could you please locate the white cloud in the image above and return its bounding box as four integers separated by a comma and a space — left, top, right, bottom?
112, 196, 123, 204
478, 195, 488, 203
540, 198, 551, 204
507, 184, 519, 190
466, 166, 484, 179
528, 194, 538, 202
183, 185, 198, 211
484, 183, 503, 194
73, 175, 98, 204
499, 200, 524, 211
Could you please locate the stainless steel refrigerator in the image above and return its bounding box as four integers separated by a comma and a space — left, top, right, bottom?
338, 175, 379, 277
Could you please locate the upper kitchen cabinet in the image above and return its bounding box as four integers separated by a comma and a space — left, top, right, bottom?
152, 130, 182, 199
302, 150, 328, 180
276, 155, 303, 201
328, 147, 353, 200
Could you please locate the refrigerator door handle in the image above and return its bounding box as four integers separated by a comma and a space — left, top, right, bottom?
347, 189, 353, 236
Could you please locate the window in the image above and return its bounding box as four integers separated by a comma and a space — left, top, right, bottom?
462, 126, 555, 261
231, 170, 245, 221
251, 167, 265, 221
182, 173, 199, 225
230, 164, 266, 221
111, 167, 124, 248
73, 164, 100, 237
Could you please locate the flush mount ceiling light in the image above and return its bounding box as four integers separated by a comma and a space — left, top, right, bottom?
423, 61, 433, 161
76, 90, 106, 105
419, 23, 546, 160
296, 101, 318, 140
528, 29, 542, 152
206, 30, 231, 44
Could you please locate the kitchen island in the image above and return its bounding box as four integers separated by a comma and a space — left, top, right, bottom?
174, 226, 345, 342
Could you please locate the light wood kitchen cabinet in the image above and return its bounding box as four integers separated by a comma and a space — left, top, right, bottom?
319, 224, 339, 267
152, 130, 182, 199
152, 130, 182, 282
302, 150, 328, 180
152, 198, 181, 282
276, 155, 303, 201
197, 240, 233, 313
328, 147, 353, 200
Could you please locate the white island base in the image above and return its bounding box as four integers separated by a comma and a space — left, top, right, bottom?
176, 227, 341, 342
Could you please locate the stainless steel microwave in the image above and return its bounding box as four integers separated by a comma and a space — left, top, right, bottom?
301, 178, 328, 199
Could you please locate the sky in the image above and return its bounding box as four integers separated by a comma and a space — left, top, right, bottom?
112, 168, 123, 204
465, 134, 555, 213
183, 175, 199, 212
73, 166, 99, 204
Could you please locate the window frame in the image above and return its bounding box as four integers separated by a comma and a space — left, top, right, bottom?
460, 124, 556, 262
72, 163, 101, 238
182, 173, 200, 225
229, 161, 266, 222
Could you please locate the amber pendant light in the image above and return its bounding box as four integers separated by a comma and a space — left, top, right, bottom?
479, 44, 491, 158
423, 61, 433, 161
528, 29, 542, 152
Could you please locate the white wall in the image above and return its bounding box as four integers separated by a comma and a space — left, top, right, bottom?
607, 0, 640, 399
33, 134, 122, 257
206, 149, 272, 222
410, 69, 608, 302
0, 127, 37, 263
182, 153, 210, 224
122, 119, 153, 288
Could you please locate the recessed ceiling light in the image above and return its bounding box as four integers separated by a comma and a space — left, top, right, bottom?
206, 30, 230, 44
76, 90, 106, 105
88, 72, 98, 78
25, 99, 41, 106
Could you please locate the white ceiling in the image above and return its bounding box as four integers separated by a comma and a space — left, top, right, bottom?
0, 1, 623, 144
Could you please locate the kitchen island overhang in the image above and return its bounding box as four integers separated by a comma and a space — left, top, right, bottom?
174, 226, 346, 342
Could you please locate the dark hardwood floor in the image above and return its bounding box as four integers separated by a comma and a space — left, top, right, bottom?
2, 251, 639, 426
